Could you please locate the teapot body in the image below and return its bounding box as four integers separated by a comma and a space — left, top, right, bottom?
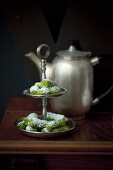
26, 43, 113, 120
50, 56, 93, 119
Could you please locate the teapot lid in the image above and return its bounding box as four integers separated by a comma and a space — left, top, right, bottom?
57, 40, 92, 58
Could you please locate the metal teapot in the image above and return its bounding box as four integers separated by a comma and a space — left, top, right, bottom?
25, 40, 113, 120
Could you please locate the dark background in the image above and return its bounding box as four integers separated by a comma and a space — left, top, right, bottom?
1, 0, 113, 117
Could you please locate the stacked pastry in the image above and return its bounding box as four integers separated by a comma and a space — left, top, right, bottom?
17, 112, 69, 132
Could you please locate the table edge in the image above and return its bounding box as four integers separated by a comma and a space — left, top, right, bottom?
0, 140, 113, 155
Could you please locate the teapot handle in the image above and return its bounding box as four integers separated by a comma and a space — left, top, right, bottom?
92, 84, 113, 105
91, 54, 113, 105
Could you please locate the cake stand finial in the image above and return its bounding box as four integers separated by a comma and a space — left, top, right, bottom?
37, 44, 50, 80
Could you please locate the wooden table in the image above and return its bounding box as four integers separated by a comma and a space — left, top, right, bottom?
0, 97, 113, 170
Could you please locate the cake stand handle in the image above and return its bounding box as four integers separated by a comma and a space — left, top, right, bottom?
41, 58, 46, 79
37, 44, 50, 80
42, 97, 47, 118
37, 44, 50, 118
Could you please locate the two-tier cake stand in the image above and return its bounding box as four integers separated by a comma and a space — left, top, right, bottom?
16, 44, 76, 138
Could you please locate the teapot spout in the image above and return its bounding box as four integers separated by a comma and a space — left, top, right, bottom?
24, 51, 53, 80
24, 51, 41, 69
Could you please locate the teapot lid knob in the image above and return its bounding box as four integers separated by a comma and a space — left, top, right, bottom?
69, 40, 82, 50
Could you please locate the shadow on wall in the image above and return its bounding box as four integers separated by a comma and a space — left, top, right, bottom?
0, 16, 31, 118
